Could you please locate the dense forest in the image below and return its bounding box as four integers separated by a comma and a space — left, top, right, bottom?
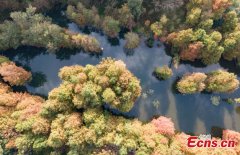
0, 0, 240, 154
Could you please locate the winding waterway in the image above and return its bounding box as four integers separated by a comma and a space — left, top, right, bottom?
2, 10, 240, 135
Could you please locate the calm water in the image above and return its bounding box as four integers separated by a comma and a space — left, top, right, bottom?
2, 14, 240, 135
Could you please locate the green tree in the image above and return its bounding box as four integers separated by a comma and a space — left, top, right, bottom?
102, 16, 120, 38
0, 6, 101, 53
127, 0, 143, 20
22, 22, 65, 51
201, 31, 224, 65
0, 21, 21, 50
198, 19, 213, 31
222, 30, 240, 61
222, 11, 238, 32
151, 15, 169, 38
118, 4, 135, 30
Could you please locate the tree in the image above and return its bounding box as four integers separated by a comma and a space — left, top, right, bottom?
149, 0, 240, 65
177, 70, 239, 94
152, 0, 184, 11
0, 56, 10, 64
66, 5, 77, 22
0, 21, 21, 50
0, 68, 240, 154
212, 0, 232, 12
0, 6, 101, 53
167, 29, 224, 65
127, 0, 143, 20
222, 10, 238, 32
70, 33, 101, 52
0, 0, 62, 16
102, 88, 116, 103
22, 21, 65, 51
151, 116, 175, 136
222, 129, 240, 145
0, 58, 31, 86
222, 30, 240, 61
117, 4, 135, 30
186, 7, 202, 26
124, 32, 140, 49
55, 58, 141, 112
180, 41, 203, 61
205, 70, 239, 93
0, 81, 45, 152
151, 15, 169, 38
198, 19, 213, 31
201, 31, 224, 65
102, 16, 120, 38
66, 3, 101, 28
177, 73, 207, 94
5, 59, 173, 154
166, 29, 196, 47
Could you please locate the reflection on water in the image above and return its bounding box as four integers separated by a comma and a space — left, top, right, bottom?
29, 72, 47, 88
2, 23, 240, 135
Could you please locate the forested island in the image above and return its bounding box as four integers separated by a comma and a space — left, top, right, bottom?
0, 0, 240, 154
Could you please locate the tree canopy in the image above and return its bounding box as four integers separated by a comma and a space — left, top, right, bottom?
0, 6, 101, 53
151, 0, 240, 65
177, 70, 239, 94
0, 56, 31, 86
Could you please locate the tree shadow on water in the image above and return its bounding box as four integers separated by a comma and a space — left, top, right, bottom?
107, 37, 120, 46
28, 72, 47, 88
55, 48, 103, 60
124, 48, 135, 56
55, 48, 81, 60
211, 126, 224, 138
1, 46, 46, 63
219, 58, 240, 76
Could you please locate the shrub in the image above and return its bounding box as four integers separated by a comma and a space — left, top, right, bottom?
154, 65, 173, 80
210, 96, 221, 106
